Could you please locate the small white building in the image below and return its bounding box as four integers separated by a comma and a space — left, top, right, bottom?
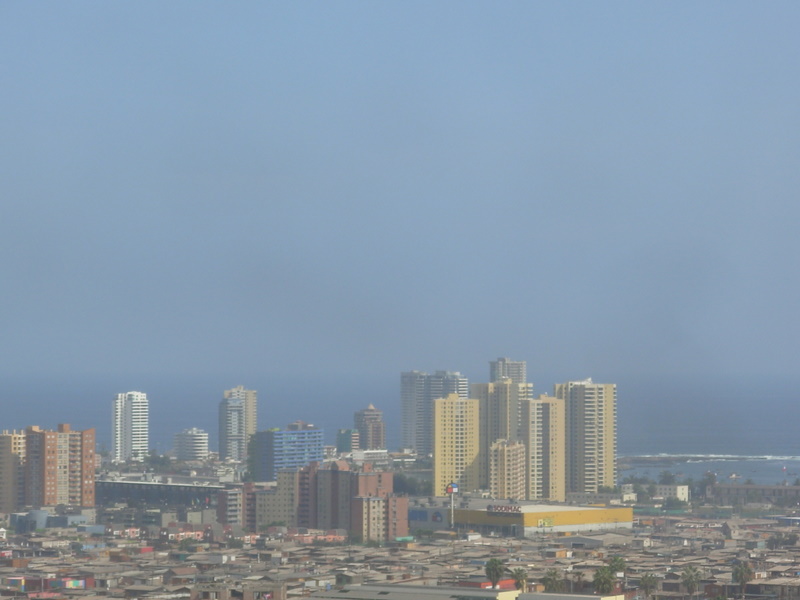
655, 484, 690, 502
174, 428, 210, 461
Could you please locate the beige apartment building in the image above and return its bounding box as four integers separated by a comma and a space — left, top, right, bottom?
470, 380, 533, 489
0, 430, 26, 513
433, 394, 480, 497
489, 357, 527, 385
521, 394, 566, 502
488, 439, 526, 500
555, 379, 616, 494
255, 470, 299, 528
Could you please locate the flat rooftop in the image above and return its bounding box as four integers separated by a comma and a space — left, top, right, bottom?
426, 497, 629, 513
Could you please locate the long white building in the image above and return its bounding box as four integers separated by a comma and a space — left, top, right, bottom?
112, 391, 149, 463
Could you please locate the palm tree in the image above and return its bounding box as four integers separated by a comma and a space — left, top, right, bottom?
608, 555, 626, 575
732, 562, 753, 600
485, 558, 505, 589
594, 566, 616, 595
573, 570, 586, 593
681, 566, 702, 599
640, 573, 659, 600
508, 567, 528, 591
542, 568, 564, 592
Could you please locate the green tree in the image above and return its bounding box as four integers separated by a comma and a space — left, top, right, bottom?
144, 450, 172, 472
639, 573, 658, 600
594, 566, 616, 594
664, 497, 689, 510
508, 567, 528, 591
395, 473, 426, 495
572, 570, 585, 593
485, 558, 505, 589
681, 565, 701, 599
244, 436, 257, 482
659, 470, 677, 484
542, 568, 564, 592
178, 538, 196, 551
608, 555, 626, 575
767, 532, 798, 548
732, 562, 753, 600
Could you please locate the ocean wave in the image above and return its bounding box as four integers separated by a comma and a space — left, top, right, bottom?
621, 454, 800, 461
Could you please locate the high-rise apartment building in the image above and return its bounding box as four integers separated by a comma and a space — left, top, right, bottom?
354, 404, 386, 450
489, 357, 527, 385
174, 428, 209, 461
351, 494, 408, 543
488, 439, 527, 501
251, 421, 324, 482
470, 380, 533, 488
433, 393, 480, 497
520, 394, 566, 502
336, 429, 360, 453
555, 379, 616, 494
112, 391, 149, 463
25, 424, 95, 508
401, 370, 468, 456
219, 385, 258, 462
255, 461, 407, 542
0, 430, 27, 513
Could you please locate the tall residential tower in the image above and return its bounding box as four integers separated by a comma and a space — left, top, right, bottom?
25, 424, 95, 508
112, 391, 149, 463
251, 421, 323, 482
432, 393, 480, 497
555, 379, 616, 494
0, 430, 26, 513
219, 385, 258, 461
401, 370, 468, 456
354, 404, 386, 450
470, 379, 533, 488
489, 357, 527, 385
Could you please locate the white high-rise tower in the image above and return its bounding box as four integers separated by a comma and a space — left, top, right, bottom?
219, 386, 258, 461
112, 391, 149, 463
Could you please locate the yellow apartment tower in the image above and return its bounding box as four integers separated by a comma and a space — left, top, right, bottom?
0, 430, 26, 513
488, 439, 527, 500
521, 394, 566, 502
470, 379, 533, 488
555, 379, 616, 493
433, 394, 480, 497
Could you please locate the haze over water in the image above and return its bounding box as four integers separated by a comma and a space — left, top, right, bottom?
2, 4, 799, 461
5, 373, 799, 465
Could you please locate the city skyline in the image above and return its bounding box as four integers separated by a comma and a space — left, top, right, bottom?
0, 362, 614, 451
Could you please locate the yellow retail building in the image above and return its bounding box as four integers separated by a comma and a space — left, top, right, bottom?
408, 497, 632, 537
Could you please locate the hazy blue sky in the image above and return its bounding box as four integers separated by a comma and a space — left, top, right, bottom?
2, 4, 799, 452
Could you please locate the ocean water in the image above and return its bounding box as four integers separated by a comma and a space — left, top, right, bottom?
620, 455, 800, 486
